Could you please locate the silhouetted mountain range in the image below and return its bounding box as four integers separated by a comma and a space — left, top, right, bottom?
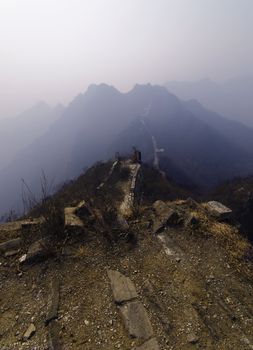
165, 77, 253, 128
1, 83, 253, 216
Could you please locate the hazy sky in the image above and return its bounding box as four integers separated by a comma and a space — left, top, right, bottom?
1, 0, 253, 119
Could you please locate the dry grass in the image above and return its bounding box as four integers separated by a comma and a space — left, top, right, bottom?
179, 203, 251, 261
209, 221, 250, 259
74, 245, 91, 258
173, 199, 188, 206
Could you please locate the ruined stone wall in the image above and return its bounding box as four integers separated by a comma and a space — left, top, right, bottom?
131, 164, 142, 208
120, 163, 142, 217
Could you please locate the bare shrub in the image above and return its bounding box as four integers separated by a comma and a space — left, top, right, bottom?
21, 170, 64, 242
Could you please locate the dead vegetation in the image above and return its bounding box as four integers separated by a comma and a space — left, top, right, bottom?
180, 202, 252, 262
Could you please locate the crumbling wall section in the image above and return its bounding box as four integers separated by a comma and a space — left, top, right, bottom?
119, 163, 142, 217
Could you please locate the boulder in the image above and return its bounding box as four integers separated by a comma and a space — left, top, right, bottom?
24, 239, 51, 264
206, 201, 232, 220
120, 301, 153, 340
153, 209, 180, 234
107, 270, 137, 304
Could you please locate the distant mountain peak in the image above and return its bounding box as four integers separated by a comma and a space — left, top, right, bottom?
132, 83, 152, 89
86, 83, 120, 97
165, 76, 253, 128
131, 83, 166, 93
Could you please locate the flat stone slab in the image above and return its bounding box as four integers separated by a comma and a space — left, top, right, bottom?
107, 270, 138, 304
21, 217, 45, 229
0, 238, 21, 253
134, 338, 160, 350
206, 201, 232, 219
0, 218, 44, 233
45, 278, 60, 325
120, 301, 153, 340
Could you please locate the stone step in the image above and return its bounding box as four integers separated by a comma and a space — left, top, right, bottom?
108, 270, 157, 345
107, 270, 138, 304
120, 301, 154, 341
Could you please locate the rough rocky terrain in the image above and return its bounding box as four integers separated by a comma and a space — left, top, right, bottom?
0, 159, 253, 350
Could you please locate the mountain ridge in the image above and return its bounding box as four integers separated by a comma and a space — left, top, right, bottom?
1, 83, 253, 216
165, 77, 253, 128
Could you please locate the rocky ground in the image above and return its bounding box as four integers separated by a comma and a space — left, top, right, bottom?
0, 161, 253, 350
